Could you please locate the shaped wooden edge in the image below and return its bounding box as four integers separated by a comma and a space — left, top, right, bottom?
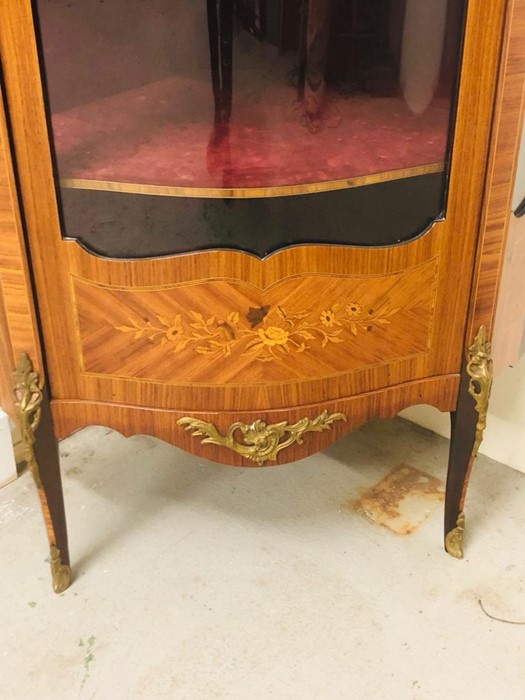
51, 374, 459, 467
0, 282, 15, 419
0, 86, 43, 422
467, 0, 525, 370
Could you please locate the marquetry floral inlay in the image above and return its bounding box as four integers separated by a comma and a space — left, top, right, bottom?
115, 301, 400, 362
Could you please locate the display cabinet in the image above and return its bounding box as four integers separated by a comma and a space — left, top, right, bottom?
0, 0, 523, 592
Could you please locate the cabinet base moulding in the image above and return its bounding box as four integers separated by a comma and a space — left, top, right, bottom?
51, 374, 460, 466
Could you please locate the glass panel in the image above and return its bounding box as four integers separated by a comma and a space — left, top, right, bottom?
35, 0, 465, 257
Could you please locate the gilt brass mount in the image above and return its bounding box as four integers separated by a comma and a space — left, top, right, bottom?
466, 325, 493, 461
445, 512, 465, 559
13, 354, 72, 593
50, 545, 72, 594
178, 410, 347, 465
13, 353, 44, 488
445, 327, 493, 560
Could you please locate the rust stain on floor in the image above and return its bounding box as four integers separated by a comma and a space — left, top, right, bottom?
350, 464, 445, 535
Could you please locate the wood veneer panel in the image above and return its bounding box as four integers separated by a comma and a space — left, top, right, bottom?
52, 375, 459, 465
72, 259, 438, 387
0, 0, 506, 416
468, 0, 525, 364
0, 279, 14, 419
0, 87, 42, 421
509, 0, 525, 68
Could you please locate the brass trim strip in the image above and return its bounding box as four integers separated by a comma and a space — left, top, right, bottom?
60, 163, 445, 199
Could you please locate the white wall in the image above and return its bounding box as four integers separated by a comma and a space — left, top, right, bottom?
0, 409, 17, 487
401, 352, 525, 474
403, 115, 525, 473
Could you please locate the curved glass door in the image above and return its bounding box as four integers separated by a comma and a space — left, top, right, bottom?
35, 0, 466, 257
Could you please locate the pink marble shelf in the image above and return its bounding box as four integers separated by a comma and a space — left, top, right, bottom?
52, 75, 450, 192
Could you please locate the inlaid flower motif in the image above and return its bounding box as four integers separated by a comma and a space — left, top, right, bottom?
346, 303, 362, 319
163, 315, 184, 341
246, 305, 271, 328
320, 309, 338, 327
257, 326, 289, 346
114, 299, 399, 363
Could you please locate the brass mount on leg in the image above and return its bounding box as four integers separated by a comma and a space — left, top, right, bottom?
445, 512, 465, 559
50, 545, 72, 594
445, 326, 493, 559
14, 353, 43, 486
13, 353, 72, 593
466, 325, 493, 461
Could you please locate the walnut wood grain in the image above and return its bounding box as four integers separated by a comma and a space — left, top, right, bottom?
52, 375, 459, 466
0, 86, 42, 421
467, 0, 525, 362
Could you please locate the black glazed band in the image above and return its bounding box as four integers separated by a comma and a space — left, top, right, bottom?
59, 172, 446, 260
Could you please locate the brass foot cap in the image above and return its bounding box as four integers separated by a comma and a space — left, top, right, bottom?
445, 512, 465, 559
50, 545, 72, 593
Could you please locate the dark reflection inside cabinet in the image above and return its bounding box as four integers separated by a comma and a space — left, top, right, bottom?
36, 0, 465, 257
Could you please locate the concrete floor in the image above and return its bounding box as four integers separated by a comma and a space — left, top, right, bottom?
0, 417, 524, 700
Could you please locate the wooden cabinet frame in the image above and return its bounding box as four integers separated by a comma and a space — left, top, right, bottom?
0, 0, 523, 591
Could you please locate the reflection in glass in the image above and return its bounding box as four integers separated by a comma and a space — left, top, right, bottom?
35, 0, 465, 255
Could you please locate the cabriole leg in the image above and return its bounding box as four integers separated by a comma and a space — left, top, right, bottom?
13, 353, 71, 593
445, 326, 493, 558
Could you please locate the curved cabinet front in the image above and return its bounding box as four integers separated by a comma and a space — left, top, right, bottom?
0, 0, 507, 460
71, 256, 439, 406
34, 0, 464, 256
